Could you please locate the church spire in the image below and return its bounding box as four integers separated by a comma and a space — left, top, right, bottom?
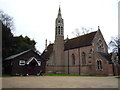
55, 5, 64, 36
57, 5, 62, 18
54, 4, 65, 73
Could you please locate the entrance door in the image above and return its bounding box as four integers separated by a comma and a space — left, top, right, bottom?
26, 66, 35, 75
26, 58, 39, 75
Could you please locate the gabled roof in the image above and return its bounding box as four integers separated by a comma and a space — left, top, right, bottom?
41, 31, 97, 59
65, 31, 97, 50
4, 49, 42, 61
97, 52, 112, 64
26, 57, 41, 66
41, 44, 54, 60
5, 49, 31, 60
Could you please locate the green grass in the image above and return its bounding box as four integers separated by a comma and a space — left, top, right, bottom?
2, 73, 109, 77
43, 73, 108, 77
116, 76, 120, 79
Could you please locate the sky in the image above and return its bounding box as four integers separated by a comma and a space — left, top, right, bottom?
0, 0, 119, 53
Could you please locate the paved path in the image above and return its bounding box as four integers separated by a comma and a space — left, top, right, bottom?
2, 76, 119, 88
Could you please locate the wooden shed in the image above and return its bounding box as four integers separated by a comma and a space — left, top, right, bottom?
3, 49, 46, 76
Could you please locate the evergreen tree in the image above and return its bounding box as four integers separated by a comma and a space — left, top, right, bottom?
1, 11, 36, 59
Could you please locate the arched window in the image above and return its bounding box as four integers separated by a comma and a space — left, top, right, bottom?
96, 60, 102, 70
72, 54, 75, 65
82, 52, 86, 65
58, 20, 60, 23
88, 49, 92, 64
61, 27, 63, 35
58, 26, 60, 34
61, 27, 63, 30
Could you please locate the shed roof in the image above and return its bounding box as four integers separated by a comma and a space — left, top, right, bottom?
5, 49, 31, 60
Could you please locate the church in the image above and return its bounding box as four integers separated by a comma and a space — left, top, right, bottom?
41, 6, 119, 76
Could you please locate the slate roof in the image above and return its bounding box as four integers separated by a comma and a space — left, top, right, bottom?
5, 49, 31, 60
65, 31, 97, 50
41, 44, 54, 60
41, 31, 97, 59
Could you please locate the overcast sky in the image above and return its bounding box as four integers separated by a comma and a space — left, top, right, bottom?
0, 0, 119, 53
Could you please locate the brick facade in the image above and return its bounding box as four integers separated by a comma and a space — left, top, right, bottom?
41, 7, 119, 76
44, 29, 119, 75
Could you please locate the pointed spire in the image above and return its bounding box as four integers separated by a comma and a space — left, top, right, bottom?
59, 2, 61, 13
59, 6, 61, 13
57, 4, 62, 18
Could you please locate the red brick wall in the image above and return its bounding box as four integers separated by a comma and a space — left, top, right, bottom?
46, 30, 117, 76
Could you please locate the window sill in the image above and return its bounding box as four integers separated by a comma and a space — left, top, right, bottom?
81, 64, 87, 66
96, 69, 103, 71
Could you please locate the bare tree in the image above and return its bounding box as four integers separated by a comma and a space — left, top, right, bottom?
0, 10, 14, 30
81, 27, 93, 35
72, 28, 81, 37
72, 26, 93, 37
109, 37, 120, 64
109, 37, 120, 53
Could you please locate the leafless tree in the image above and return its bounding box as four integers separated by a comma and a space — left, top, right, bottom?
109, 37, 120, 53
72, 26, 93, 37
109, 36, 120, 63
0, 10, 14, 30
72, 28, 81, 37
81, 27, 93, 35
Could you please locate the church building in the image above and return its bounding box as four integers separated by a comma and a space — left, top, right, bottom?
41, 6, 119, 75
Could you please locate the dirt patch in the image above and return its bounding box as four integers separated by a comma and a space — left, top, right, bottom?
2, 76, 118, 88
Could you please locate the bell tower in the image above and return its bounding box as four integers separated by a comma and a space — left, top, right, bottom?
54, 5, 65, 73
55, 6, 64, 36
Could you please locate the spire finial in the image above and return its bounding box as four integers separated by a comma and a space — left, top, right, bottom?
59, 2, 61, 13
59, 2, 61, 7
45, 39, 47, 51
98, 26, 100, 30
58, 2, 62, 18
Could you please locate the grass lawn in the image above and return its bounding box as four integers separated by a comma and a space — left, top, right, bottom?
3, 73, 116, 77
116, 76, 120, 79
43, 73, 108, 77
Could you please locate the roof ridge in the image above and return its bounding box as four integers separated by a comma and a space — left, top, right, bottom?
64, 31, 97, 50
68, 31, 97, 40
5, 49, 31, 60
